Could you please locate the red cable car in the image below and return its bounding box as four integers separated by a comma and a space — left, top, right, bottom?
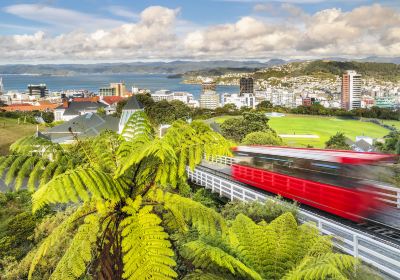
231, 146, 397, 223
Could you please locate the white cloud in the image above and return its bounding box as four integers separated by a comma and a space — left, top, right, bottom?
107, 5, 139, 20
3, 4, 125, 32
0, 3, 400, 62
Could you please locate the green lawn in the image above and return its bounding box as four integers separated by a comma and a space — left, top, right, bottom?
213, 114, 391, 148
0, 117, 38, 155
381, 120, 400, 130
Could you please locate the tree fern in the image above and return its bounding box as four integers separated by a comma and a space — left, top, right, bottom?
149, 189, 227, 237
121, 196, 177, 280
182, 240, 262, 280
283, 253, 358, 280
32, 167, 129, 213
50, 213, 101, 280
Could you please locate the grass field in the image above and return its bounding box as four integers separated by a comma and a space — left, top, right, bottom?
381, 120, 400, 130
0, 117, 38, 155
214, 114, 393, 148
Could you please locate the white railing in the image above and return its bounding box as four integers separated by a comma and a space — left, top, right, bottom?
187, 167, 400, 279
205, 155, 236, 166
205, 156, 400, 209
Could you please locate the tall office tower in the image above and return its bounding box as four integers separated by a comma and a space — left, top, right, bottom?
341, 70, 361, 110
239, 77, 254, 96
28, 84, 48, 98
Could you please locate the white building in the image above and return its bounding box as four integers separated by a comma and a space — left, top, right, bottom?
222, 93, 256, 109
0, 77, 3, 94
341, 70, 362, 110
151, 90, 173, 102
200, 90, 219, 109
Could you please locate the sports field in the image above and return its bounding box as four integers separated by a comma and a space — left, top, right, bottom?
214, 114, 394, 148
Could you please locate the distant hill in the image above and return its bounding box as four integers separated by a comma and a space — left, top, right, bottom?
252, 60, 400, 82
0, 60, 286, 75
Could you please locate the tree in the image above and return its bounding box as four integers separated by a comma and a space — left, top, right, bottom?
325, 132, 351, 150
375, 131, 400, 154
220, 112, 273, 142
256, 100, 273, 111
0, 111, 232, 279
242, 131, 283, 146
145, 100, 176, 125
96, 107, 106, 116
182, 213, 358, 280
135, 93, 155, 108
115, 99, 128, 118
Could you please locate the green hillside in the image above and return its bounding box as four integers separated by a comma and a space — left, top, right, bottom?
252, 60, 400, 82
0, 117, 38, 155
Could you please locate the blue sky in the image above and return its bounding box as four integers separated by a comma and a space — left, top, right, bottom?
0, 0, 399, 63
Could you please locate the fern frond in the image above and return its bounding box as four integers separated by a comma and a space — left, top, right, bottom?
149, 189, 227, 237
28, 204, 95, 279
183, 270, 236, 280
4, 155, 28, 186
10, 135, 55, 155
14, 156, 39, 190
182, 240, 262, 280
27, 159, 46, 192
32, 167, 129, 213
50, 213, 101, 280
121, 110, 154, 142
283, 253, 358, 280
121, 196, 177, 280
115, 137, 177, 182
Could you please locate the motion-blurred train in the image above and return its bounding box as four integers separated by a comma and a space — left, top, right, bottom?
231, 146, 400, 227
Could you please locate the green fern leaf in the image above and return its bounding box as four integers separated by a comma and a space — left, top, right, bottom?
32, 167, 129, 213
50, 213, 101, 280
121, 196, 177, 280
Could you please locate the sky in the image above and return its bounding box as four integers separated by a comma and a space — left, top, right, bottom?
0, 0, 400, 63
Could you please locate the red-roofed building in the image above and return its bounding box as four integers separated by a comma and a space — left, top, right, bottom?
0, 103, 59, 112
100, 96, 126, 115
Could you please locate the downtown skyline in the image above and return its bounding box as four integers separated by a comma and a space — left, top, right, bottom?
0, 0, 400, 63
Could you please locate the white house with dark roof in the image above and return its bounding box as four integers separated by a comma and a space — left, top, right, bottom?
54, 100, 107, 121
118, 95, 144, 133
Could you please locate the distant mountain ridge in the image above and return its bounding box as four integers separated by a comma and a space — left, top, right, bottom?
0, 60, 286, 75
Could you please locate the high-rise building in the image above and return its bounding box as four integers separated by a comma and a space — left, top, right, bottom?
99, 82, 126, 97
239, 77, 253, 96
28, 84, 48, 98
341, 70, 361, 110
110, 82, 126, 96
200, 78, 219, 109
0, 77, 4, 94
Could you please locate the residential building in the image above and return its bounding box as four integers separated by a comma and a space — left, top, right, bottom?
118, 95, 144, 133
375, 96, 395, 109
100, 96, 126, 115
200, 78, 219, 109
28, 84, 48, 98
99, 87, 116, 96
43, 113, 119, 144
200, 90, 219, 109
222, 93, 256, 109
341, 70, 362, 110
240, 77, 254, 96
54, 100, 107, 121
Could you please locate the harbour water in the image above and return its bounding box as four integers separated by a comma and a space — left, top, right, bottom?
1, 74, 239, 99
